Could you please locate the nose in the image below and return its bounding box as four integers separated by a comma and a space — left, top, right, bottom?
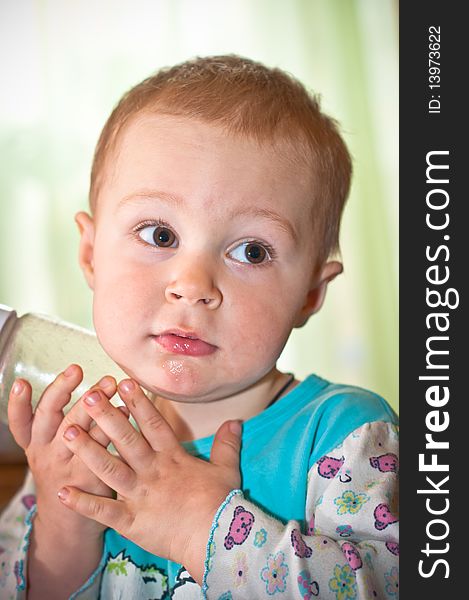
164, 262, 222, 309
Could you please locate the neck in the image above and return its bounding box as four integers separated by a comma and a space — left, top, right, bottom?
152, 368, 296, 442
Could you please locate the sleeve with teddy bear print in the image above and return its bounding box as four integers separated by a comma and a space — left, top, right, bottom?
202, 420, 399, 600
0, 469, 35, 600
0, 469, 103, 600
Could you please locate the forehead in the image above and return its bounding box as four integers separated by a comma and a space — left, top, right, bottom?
100, 113, 313, 223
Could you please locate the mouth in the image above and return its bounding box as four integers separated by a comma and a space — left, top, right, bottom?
153, 329, 217, 357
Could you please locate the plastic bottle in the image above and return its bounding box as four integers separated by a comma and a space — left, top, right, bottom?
0, 304, 129, 426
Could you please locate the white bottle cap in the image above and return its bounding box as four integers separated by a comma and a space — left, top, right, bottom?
0, 304, 17, 336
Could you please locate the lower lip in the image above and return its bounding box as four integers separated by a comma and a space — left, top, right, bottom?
154, 334, 217, 356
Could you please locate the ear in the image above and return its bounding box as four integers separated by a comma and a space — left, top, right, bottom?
75, 211, 96, 290
293, 260, 343, 328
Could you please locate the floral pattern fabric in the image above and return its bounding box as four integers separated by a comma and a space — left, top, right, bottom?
203, 421, 399, 599
0, 421, 398, 599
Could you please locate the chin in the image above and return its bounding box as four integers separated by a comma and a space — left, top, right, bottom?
118, 359, 217, 402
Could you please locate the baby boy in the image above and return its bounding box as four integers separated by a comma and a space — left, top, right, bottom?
1, 55, 398, 599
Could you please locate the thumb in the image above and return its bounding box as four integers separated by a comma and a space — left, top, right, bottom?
210, 420, 242, 471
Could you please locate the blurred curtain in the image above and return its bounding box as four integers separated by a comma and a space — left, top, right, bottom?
0, 0, 398, 411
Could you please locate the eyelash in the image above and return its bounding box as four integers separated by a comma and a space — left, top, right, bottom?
131, 219, 277, 266
132, 218, 172, 237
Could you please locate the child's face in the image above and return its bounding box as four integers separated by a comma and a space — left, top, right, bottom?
76, 114, 341, 403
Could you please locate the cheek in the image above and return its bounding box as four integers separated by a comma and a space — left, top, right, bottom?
91, 256, 160, 354
229, 284, 301, 358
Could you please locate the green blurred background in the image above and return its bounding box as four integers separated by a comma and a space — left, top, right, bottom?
0, 0, 398, 412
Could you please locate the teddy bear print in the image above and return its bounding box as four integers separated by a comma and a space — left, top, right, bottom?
341, 542, 363, 571
224, 506, 255, 550
21, 494, 36, 511
373, 503, 399, 530
317, 455, 345, 479
369, 453, 399, 473
291, 529, 312, 558
386, 541, 400, 556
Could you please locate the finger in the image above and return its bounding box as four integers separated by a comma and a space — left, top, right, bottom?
31, 364, 84, 444
57, 375, 118, 437
117, 379, 181, 454
79, 388, 153, 470
53, 375, 118, 459
57, 486, 129, 533
210, 420, 242, 472
62, 423, 135, 495
7, 379, 33, 449
89, 405, 130, 449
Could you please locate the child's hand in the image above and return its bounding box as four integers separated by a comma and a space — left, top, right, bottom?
57, 379, 242, 584
7, 365, 130, 539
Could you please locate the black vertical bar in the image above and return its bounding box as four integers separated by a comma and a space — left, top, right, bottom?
400, 2, 465, 597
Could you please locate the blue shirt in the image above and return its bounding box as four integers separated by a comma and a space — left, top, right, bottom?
102, 374, 397, 591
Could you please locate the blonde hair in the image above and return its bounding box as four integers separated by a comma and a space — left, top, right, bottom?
89, 54, 352, 263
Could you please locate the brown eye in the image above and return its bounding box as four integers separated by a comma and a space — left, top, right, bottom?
136, 222, 178, 248
152, 226, 176, 247
245, 243, 266, 264
228, 241, 272, 264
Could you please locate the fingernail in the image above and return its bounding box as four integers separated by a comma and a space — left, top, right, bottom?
58, 487, 69, 500
229, 420, 242, 435
119, 380, 135, 393
98, 376, 115, 391
64, 426, 79, 440
84, 391, 100, 406
12, 380, 24, 395
64, 365, 76, 377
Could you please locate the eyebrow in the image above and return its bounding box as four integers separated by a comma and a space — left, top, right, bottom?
117, 189, 299, 242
